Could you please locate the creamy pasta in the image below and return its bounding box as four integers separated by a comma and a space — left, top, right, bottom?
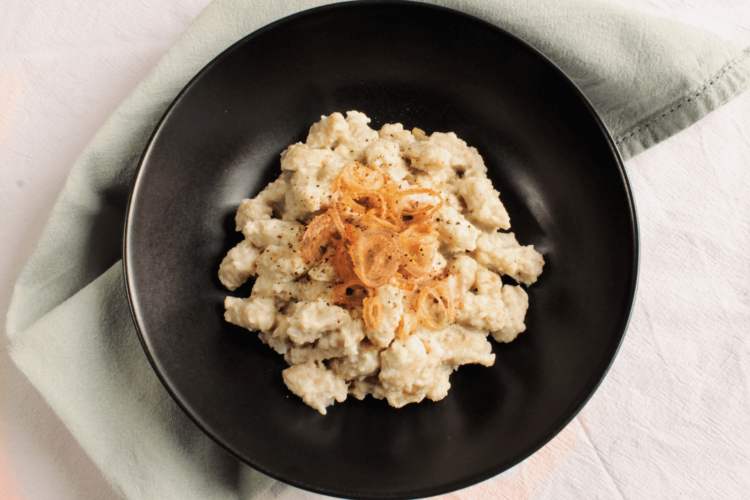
219, 111, 544, 414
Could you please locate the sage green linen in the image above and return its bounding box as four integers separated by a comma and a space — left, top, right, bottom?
6, 0, 750, 498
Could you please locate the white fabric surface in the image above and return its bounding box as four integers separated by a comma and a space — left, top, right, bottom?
1, 1, 749, 499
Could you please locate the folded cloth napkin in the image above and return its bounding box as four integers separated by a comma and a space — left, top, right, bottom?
6, 0, 750, 498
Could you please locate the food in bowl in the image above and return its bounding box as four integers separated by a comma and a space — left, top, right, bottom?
218, 111, 544, 414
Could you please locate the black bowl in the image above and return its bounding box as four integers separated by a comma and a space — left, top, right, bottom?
124, 1, 638, 498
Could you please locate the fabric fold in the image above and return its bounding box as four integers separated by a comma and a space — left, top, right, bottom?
9, 263, 274, 500
614, 48, 750, 158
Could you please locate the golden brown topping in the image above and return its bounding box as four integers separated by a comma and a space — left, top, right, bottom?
399, 222, 439, 278
350, 227, 402, 288
298, 159, 456, 336
332, 243, 357, 283
396, 188, 443, 223
363, 293, 383, 329
299, 213, 337, 264
333, 278, 368, 307
334, 161, 385, 192
397, 311, 418, 339
416, 280, 456, 330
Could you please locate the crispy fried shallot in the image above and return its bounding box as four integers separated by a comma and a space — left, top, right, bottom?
400, 222, 439, 278
396, 188, 443, 222
350, 227, 401, 287
333, 278, 368, 307
299, 160, 457, 333
299, 213, 337, 264
416, 280, 456, 330
363, 293, 384, 330
334, 161, 386, 192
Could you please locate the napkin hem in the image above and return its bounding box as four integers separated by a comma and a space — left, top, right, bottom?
615, 47, 750, 160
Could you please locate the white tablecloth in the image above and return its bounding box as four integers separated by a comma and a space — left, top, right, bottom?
1, 1, 749, 499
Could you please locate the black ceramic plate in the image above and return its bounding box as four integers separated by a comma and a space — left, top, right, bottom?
124, 1, 638, 498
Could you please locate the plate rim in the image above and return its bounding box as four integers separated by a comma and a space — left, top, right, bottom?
123, 1, 640, 498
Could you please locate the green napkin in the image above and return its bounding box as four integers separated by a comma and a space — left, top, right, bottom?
6, 0, 750, 498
